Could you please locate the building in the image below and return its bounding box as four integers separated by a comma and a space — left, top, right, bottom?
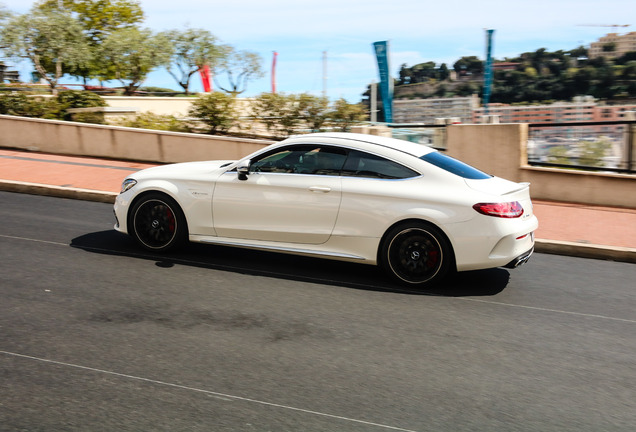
0, 62, 20, 83
589, 32, 636, 59
393, 93, 636, 126
393, 95, 479, 124
473, 97, 636, 124
472, 97, 597, 124
493, 62, 521, 71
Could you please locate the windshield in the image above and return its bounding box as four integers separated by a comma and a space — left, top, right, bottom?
420, 152, 491, 179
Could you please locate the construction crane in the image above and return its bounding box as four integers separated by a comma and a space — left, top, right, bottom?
577, 24, 630, 28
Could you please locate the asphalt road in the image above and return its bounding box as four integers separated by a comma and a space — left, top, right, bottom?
1, 191, 635, 432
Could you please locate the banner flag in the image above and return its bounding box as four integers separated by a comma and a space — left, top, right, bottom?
483, 29, 495, 114
373, 41, 393, 123
199, 64, 212, 92
272, 51, 278, 94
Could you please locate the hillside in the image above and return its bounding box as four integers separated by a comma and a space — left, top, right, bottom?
392, 48, 636, 104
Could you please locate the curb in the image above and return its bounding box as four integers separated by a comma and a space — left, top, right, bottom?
0, 180, 117, 204
534, 239, 636, 264
2, 180, 635, 265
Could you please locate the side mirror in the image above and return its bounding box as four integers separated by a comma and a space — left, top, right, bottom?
237, 160, 250, 181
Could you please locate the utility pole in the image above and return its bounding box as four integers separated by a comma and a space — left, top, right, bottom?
371, 81, 377, 123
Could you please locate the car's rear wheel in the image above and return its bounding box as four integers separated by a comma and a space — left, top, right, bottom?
130, 193, 187, 252
380, 222, 453, 287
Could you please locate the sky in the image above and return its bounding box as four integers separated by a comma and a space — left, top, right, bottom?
1, 0, 634, 102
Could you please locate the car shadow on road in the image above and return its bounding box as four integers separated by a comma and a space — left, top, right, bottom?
71, 230, 510, 297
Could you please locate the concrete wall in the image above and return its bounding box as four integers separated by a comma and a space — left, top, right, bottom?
0, 115, 272, 163
446, 123, 636, 209
102, 96, 253, 117
1, 115, 635, 208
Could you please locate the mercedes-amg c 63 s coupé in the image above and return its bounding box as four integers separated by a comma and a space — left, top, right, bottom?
114, 132, 538, 287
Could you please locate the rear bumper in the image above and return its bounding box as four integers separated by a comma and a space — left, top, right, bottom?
504, 246, 534, 269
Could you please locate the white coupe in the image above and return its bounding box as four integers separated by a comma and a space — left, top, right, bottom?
114, 132, 538, 287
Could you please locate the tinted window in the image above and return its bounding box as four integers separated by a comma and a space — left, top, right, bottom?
250, 145, 346, 175
420, 152, 491, 179
342, 150, 419, 179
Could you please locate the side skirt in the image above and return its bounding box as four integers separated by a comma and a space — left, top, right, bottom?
190, 235, 369, 262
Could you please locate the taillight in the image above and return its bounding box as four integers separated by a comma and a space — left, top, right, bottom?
473, 201, 524, 218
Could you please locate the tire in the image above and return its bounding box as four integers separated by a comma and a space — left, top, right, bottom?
129, 193, 187, 252
380, 222, 453, 287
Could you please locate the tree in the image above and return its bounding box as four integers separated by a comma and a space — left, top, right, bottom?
160, 28, 227, 95
439, 63, 450, 81
35, 0, 144, 44
0, 4, 10, 25
0, 8, 91, 94
398, 61, 440, 85
250, 92, 289, 137
569, 46, 588, 59
602, 42, 616, 53
328, 98, 366, 131
296, 93, 329, 132
98, 27, 170, 95
35, 0, 145, 83
214, 48, 264, 96
453, 56, 483, 76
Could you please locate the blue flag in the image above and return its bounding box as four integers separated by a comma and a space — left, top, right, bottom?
373, 41, 393, 123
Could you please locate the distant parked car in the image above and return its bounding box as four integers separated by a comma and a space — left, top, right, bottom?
114, 132, 538, 288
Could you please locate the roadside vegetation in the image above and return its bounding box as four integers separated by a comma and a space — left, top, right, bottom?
0, 89, 367, 139
0, 1, 366, 138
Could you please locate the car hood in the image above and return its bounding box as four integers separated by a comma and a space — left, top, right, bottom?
133, 160, 236, 179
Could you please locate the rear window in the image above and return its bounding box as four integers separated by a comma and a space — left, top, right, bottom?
420, 152, 491, 179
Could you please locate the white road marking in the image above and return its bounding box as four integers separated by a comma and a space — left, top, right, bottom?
458, 297, 636, 324
0, 350, 418, 432
0, 233, 68, 247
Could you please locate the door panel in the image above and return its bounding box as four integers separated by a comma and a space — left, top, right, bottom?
213, 172, 342, 244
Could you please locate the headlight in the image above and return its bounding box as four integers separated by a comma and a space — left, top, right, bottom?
120, 178, 137, 194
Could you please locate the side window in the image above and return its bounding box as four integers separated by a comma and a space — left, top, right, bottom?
250, 145, 347, 175
250, 147, 301, 173
341, 150, 419, 179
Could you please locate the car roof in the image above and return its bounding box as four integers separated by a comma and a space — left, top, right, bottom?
285, 132, 436, 158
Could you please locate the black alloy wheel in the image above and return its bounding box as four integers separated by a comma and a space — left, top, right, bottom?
381, 222, 452, 287
130, 193, 187, 251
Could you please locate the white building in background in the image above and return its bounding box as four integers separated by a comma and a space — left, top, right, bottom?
393, 94, 479, 124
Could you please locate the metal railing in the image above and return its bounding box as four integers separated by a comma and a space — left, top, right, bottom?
387, 120, 635, 174
528, 121, 635, 174
387, 123, 448, 150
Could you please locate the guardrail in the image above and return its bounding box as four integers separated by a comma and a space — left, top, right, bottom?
528, 120, 635, 174
386, 123, 447, 150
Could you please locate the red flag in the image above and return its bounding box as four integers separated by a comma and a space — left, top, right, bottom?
271, 51, 278, 93
199, 64, 212, 92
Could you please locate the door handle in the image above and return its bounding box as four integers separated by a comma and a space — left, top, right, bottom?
309, 186, 331, 193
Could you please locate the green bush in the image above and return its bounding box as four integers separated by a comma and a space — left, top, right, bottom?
188, 93, 237, 134
56, 90, 107, 121
327, 98, 367, 132
118, 112, 192, 132
0, 92, 61, 118
250, 93, 367, 137
138, 86, 185, 95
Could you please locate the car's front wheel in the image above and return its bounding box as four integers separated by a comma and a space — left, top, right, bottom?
129, 193, 187, 252
380, 222, 453, 287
